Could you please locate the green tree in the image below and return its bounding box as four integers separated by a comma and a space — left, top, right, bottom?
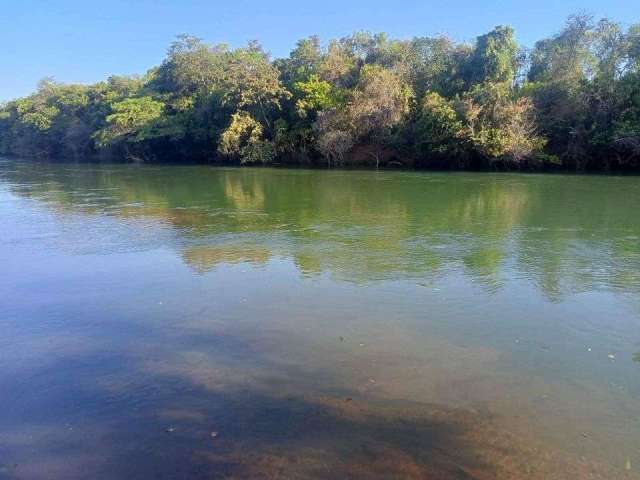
415, 92, 466, 164
95, 97, 165, 146
458, 82, 546, 164
276, 36, 323, 87
294, 74, 343, 117
468, 26, 519, 85
218, 110, 275, 164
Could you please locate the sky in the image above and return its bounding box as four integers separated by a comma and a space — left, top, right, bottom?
1, 0, 638, 101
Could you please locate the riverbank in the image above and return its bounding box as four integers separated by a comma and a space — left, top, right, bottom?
4, 154, 640, 175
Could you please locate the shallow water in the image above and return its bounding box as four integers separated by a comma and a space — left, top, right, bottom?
0, 160, 639, 479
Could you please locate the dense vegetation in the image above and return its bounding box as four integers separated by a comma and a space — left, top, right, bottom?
1, 14, 639, 170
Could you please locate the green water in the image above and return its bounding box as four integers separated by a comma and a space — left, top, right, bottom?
1, 160, 639, 479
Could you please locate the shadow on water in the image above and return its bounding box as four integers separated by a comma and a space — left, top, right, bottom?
0, 321, 628, 480
0, 330, 482, 479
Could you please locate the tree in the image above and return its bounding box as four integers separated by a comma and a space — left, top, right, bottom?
95, 97, 165, 148
611, 71, 640, 166
218, 110, 275, 164
347, 65, 413, 166
403, 36, 470, 97
315, 126, 354, 167
311, 64, 412, 168
415, 92, 466, 163
277, 36, 323, 87
155, 35, 228, 96
468, 26, 519, 85
458, 83, 546, 164
294, 74, 343, 118
499, 97, 547, 162
318, 40, 357, 87
221, 44, 290, 118
529, 14, 596, 85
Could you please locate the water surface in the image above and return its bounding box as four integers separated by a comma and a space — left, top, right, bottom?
1, 160, 640, 479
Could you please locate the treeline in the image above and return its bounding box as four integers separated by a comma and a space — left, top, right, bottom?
1, 14, 639, 170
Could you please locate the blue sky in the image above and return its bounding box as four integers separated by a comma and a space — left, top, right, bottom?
1, 0, 638, 101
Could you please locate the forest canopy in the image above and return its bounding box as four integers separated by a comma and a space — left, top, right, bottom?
1, 14, 640, 170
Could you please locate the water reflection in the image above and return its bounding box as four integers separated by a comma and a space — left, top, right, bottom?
2, 161, 639, 298
181, 245, 271, 274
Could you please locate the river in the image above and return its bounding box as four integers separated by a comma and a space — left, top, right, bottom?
1, 160, 639, 479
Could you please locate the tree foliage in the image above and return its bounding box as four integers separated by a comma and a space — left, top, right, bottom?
415, 92, 465, 162
218, 110, 275, 164
2, 16, 640, 170
95, 96, 165, 146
